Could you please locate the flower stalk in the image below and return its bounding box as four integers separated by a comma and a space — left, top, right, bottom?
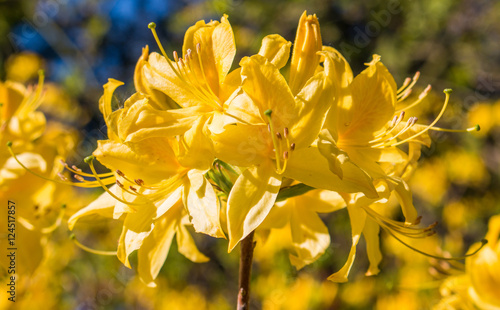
237, 230, 255, 310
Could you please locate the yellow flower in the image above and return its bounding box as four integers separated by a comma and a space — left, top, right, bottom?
68, 80, 223, 286
256, 189, 345, 269
436, 215, 500, 309
1, 73, 78, 276
210, 12, 378, 252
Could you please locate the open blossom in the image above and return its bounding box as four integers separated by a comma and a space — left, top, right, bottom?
435, 215, 500, 310
49, 10, 481, 288
1, 70, 78, 275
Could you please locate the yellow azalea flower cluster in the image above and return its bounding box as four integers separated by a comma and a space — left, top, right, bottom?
435, 215, 500, 310
1, 55, 79, 276
65, 11, 477, 287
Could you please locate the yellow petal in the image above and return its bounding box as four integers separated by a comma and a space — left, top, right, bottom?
176, 223, 210, 263
182, 15, 236, 96
134, 45, 175, 110
1, 152, 46, 180
100, 78, 124, 130
137, 200, 180, 287
284, 146, 378, 199
177, 115, 214, 170
211, 123, 270, 167
290, 70, 333, 149
321, 47, 353, 139
122, 103, 210, 142
143, 53, 212, 109
67, 186, 117, 230
318, 129, 350, 179
239, 55, 296, 128
183, 169, 225, 238
390, 177, 418, 225
337, 55, 397, 143
289, 205, 330, 269
8, 111, 46, 141
327, 204, 366, 282
0, 81, 25, 121
117, 202, 156, 268
258, 34, 292, 69
93, 139, 181, 185
227, 161, 282, 252
289, 11, 322, 95
363, 217, 382, 276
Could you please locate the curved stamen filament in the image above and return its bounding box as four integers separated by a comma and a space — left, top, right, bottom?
86, 156, 145, 207
397, 77, 412, 94
41, 204, 66, 234
383, 89, 453, 148
429, 124, 480, 133
362, 206, 435, 238
370, 111, 405, 143
148, 23, 221, 110
70, 234, 117, 256
362, 205, 488, 260
397, 71, 420, 98
265, 110, 282, 173
6, 142, 111, 188
371, 117, 418, 148
383, 227, 488, 261
396, 85, 432, 112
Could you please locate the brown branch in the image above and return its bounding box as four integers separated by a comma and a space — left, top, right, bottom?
237, 231, 255, 310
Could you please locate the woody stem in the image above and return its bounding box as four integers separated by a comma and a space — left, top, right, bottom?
237, 230, 255, 310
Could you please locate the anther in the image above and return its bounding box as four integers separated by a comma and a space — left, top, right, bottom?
283, 151, 289, 160
264, 109, 272, 116
196, 43, 201, 54
276, 132, 282, 140
74, 175, 85, 182
267, 124, 271, 132
283, 127, 289, 138
173, 51, 179, 63
116, 170, 125, 177
413, 71, 420, 81
116, 180, 124, 188
186, 49, 192, 59
148, 22, 156, 29
58, 173, 68, 182
135, 179, 144, 186
419, 85, 432, 99
290, 143, 296, 151
129, 186, 137, 192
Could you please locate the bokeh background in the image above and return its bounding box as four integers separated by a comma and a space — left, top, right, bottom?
1, 0, 500, 309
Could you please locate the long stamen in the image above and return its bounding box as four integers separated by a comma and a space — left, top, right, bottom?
195, 43, 222, 109
370, 111, 405, 142
148, 22, 187, 83
6, 142, 102, 188
383, 227, 488, 261
386, 89, 453, 148
264, 110, 282, 173
41, 204, 66, 234
86, 156, 144, 207
70, 234, 117, 256
397, 71, 420, 98
397, 77, 412, 94
429, 124, 480, 133
396, 85, 432, 113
